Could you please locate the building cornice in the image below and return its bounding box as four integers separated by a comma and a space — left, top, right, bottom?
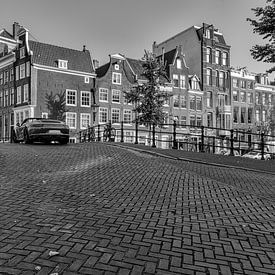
0, 52, 15, 69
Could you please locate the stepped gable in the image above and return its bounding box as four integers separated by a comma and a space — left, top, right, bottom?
28, 40, 94, 73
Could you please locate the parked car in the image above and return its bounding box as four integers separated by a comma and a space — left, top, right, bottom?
13, 118, 70, 144
223, 149, 241, 157
242, 151, 271, 160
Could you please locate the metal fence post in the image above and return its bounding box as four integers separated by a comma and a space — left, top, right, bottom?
261, 132, 265, 160
152, 123, 156, 148
121, 121, 124, 143
97, 124, 100, 141
135, 121, 138, 144
200, 126, 204, 152
172, 120, 177, 149
230, 129, 234, 156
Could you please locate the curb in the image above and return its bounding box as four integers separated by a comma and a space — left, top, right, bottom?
108, 143, 275, 176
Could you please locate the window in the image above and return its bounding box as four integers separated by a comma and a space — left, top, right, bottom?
0, 92, 2, 106
191, 79, 199, 90
177, 116, 185, 129
112, 89, 120, 103
190, 115, 196, 127
206, 47, 212, 63
247, 92, 253, 104
196, 115, 202, 127
233, 107, 239, 123
123, 110, 132, 124
112, 72, 121, 84
240, 107, 246, 123
206, 91, 212, 107
179, 75, 186, 88
255, 110, 260, 122
207, 112, 213, 127
240, 80, 246, 89
176, 58, 182, 69
81, 91, 91, 107
84, 77, 89, 83
4, 71, 9, 83
16, 86, 21, 104
23, 84, 29, 102
196, 96, 202, 111
66, 112, 77, 129
173, 95, 179, 107
248, 108, 253, 123
255, 93, 260, 104
206, 68, 212, 85
66, 90, 77, 106
16, 66, 19, 81
233, 91, 238, 102
10, 88, 14, 105
233, 79, 238, 88
4, 90, 8, 107
180, 95, 186, 108
99, 88, 108, 102
80, 113, 91, 129
20, 46, 25, 59
173, 74, 179, 87
20, 64, 25, 79
10, 68, 14, 81
114, 64, 120, 70
219, 71, 225, 87
0, 73, 3, 84
215, 70, 219, 86
189, 95, 196, 110
222, 52, 228, 66
26, 62, 30, 77
58, 60, 68, 69
99, 107, 108, 123
111, 108, 120, 124
262, 93, 266, 105
42, 112, 48, 118
240, 91, 246, 103
268, 94, 272, 105
205, 29, 211, 39
215, 50, 221, 64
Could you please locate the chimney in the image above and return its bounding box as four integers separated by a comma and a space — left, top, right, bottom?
83, 45, 86, 52
93, 59, 99, 69
13, 22, 20, 39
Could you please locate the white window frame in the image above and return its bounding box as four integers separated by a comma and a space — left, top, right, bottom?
26, 61, 30, 77
99, 88, 108, 102
41, 112, 48, 118
179, 75, 186, 89
19, 64, 25, 79
80, 113, 91, 129
58, 59, 68, 69
20, 46, 25, 59
112, 72, 121, 85
66, 112, 77, 129
111, 108, 120, 124
84, 76, 89, 83
114, 64, 120, 70
16, 86, 21, 104
173, 74, 179, 87
176, 58, 182, 69
112, 89, 120, 103
123, 109, 132, 124
66, 89, 77, 106
23, 84, 29, 102
80, 91, 91, 107
99, 107, 108, 123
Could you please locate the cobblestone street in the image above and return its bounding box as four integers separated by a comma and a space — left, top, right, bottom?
0, 142, 274, 275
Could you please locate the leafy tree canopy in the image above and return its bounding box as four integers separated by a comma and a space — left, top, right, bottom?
124, 51, 171, 126
247, 0, 275, 73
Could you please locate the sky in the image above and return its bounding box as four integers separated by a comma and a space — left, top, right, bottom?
1, 0, 274, 79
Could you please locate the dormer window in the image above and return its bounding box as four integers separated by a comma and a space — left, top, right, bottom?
205, 29, 211, 39
20, 46, 25, 59
58, 60, 68, 69
191, 78, 199, 90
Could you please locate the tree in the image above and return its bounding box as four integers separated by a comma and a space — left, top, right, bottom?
45, 91, 67, 121
247, 0, 275, 73
124, 51, 170, 126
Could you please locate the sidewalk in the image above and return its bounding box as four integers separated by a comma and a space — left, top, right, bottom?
109, 143, 275, 175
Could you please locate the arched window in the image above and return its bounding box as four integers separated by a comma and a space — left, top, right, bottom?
206, 68, 212, 85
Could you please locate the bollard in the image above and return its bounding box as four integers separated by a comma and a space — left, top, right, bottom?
172, 120, 177, 149
135, 121, 138, 144
120, 121, 124, 142
152, 123, 156, 148
230, 129, 234, 156
200, 126, 205, 152
261, 132, 265, 160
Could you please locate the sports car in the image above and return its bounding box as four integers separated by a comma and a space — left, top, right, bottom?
13, 118, 70, 144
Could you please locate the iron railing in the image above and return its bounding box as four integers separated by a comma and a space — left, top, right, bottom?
79, 121, 275, 160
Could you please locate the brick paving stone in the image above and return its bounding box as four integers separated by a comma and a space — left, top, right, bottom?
0, 143, 274, 274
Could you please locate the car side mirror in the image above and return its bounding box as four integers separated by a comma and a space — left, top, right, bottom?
16, 123, 20, 127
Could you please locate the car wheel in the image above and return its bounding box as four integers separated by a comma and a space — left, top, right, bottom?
23, 129, 32, 144
60, 138, 69, 145
12, 130, 20, 143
